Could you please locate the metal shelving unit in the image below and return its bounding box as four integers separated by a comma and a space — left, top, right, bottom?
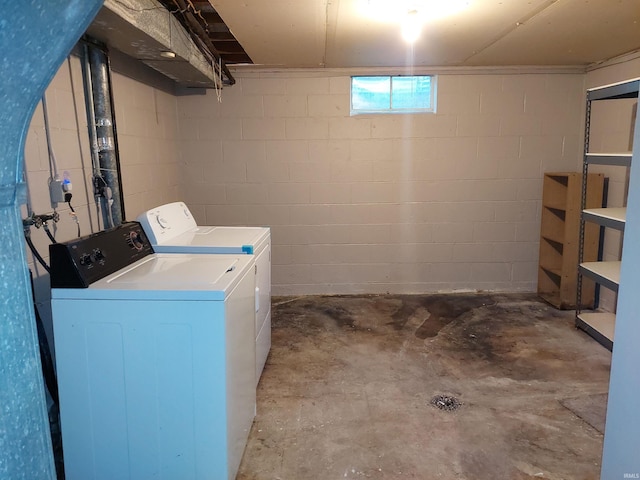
582, 207, 626, 230
579, 261, 621, 292
576, 78, 639, 351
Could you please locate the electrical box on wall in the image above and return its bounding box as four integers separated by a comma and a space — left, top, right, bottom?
49, 172, 72, 208
49, 177, 65, 207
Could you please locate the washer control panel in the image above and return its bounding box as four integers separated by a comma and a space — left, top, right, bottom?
50, 222, 154, 288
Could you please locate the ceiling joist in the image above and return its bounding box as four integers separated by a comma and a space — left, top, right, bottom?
156, 0, 253, 84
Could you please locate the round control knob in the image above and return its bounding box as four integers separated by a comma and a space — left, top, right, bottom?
79, 253, 92, 266
128, 231, 145, 251
93, 248, 105, 261
156, 215, 170, 229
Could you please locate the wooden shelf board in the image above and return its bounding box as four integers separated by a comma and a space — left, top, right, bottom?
546, 172, 577, 177
583, 207, 626, 230
538, 291, 577, 310
538, 291, 561, 306
541, 236, 564, 256
541, 232, 565, 246
540, 264, 562, 277
580, 261, 621, 292
543, 203, 567, 212
576, 312, 615, 351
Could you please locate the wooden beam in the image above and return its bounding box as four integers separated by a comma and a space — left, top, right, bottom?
213, 42, 247, 54
208, 32, 236, 41
221, 53, 253, 64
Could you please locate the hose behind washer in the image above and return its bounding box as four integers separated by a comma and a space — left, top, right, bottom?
25, 232, 51, 274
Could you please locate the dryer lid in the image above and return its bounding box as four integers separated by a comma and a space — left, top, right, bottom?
162, 226, 270, 254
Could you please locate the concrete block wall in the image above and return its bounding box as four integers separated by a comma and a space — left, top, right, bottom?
23, 56, 98, 270
24, 58, 635, 301
177, 70, 585, 295
23, 54, 182, 350
113, 73, 182, 217
24, 56, 182, 263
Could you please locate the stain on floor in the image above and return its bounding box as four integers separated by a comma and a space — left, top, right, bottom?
237, 293, 611, 480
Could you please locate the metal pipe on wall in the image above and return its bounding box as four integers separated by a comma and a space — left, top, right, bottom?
86, 42, 125, 228
81, 42, 105, 231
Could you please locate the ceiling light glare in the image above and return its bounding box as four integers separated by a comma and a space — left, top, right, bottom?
160, 51, 176, 59
401, 10, 421, 43
426, 0, 470, 21
363, 0, 470, 23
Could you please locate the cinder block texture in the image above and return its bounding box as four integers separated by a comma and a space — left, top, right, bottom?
178, 72, 586, 294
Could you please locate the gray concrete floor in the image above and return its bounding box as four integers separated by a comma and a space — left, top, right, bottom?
238, 293, 611, 480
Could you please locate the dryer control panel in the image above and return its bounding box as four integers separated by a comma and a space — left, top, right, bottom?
50, 222, 154, 288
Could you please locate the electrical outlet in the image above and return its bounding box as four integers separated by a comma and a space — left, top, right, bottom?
62, 171, 72, 192
49, 178, 65, 207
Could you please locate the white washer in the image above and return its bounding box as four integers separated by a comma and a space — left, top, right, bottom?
50, 223, 255, 480
137, 202, 271, 384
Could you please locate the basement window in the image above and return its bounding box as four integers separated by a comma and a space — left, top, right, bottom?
350, 75, 436, 115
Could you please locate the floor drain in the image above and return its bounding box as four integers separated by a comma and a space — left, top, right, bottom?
430, 395, 462, 412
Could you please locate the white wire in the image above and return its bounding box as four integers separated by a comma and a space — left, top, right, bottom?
41, 92, 59, 179
22, 161, 34, 217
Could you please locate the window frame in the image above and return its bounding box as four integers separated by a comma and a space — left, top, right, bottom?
350, 74, 437, 116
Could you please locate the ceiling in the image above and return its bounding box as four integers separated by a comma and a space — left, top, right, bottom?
207, 0, 640, 69
156, 0, 252, 65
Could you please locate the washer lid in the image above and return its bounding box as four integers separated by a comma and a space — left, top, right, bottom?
52, 253, 253, 301
154, 226, 270, 254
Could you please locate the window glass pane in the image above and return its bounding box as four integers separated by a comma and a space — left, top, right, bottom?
350, 75, 436, 114
391, 76, 431, 109
351, 76, 391, 111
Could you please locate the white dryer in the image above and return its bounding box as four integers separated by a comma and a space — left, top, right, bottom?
137, 202, 271, 384
50, 222, 255, 480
